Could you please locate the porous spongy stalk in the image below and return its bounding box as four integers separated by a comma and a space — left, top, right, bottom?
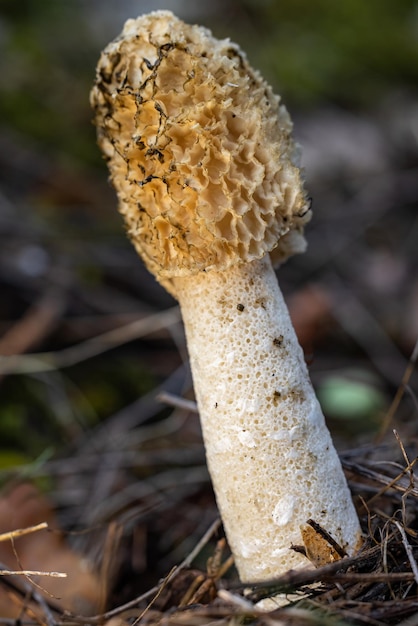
91, 11, 310, 294
174, 256, 361, 581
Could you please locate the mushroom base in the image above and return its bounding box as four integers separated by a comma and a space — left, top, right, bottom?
174, 256, 361, 582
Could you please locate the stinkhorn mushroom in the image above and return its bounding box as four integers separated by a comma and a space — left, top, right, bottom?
91, 11, 361, 582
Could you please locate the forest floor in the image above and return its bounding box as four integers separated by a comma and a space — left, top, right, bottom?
0, 100, 417, 624
0, 3, 418, 624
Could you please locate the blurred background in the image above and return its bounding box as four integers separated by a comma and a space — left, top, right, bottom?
0, 0, 417, 611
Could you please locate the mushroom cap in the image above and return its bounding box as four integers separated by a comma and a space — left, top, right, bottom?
91, 10, 311, 296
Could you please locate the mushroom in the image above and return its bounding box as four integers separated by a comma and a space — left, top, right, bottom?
90, 10, 361, 582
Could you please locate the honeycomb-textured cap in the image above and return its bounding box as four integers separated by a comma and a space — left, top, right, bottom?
91, 10, 311, 295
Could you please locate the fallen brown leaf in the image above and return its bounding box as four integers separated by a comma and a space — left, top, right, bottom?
0, 482, 101, 618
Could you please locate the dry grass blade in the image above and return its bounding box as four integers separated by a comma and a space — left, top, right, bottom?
0, 570, 66, 578
377, 336, 418, 441
0, 522, 48, 543
394, 521, 418, 586
343, 456, 418, 503
245, 544, 384, 602
157, 392, 198, 413
0, 306, 180, 374
0, 285, 67, 357
64, 518, 222, 625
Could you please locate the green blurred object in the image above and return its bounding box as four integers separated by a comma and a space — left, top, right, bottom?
0, 450, 31, 471
317, 370, 385, 426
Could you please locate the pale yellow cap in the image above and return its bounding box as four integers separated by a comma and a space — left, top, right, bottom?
91, 11, 311, 296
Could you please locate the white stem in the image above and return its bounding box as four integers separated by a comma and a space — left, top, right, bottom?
174, 255, 361, 582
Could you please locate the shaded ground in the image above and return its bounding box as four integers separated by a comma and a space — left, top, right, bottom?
0, 1, 417, 624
